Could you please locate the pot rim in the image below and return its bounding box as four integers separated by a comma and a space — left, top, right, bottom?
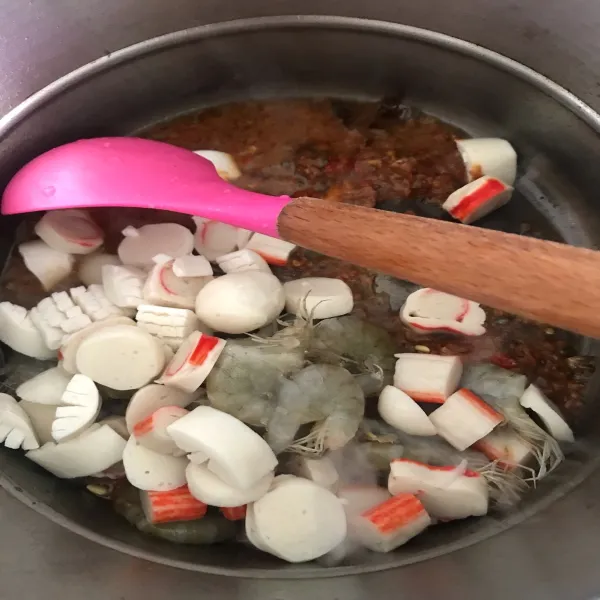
1, 14, 600, 578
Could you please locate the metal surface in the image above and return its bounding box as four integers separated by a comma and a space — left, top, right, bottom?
0, 3, 599, 598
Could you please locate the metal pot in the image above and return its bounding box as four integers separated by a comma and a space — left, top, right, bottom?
1, 16, 599, 579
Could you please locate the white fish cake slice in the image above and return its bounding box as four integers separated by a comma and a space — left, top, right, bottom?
18, 240, 74, 291
27, 424, 126, 478
186, 462, 273, 507
51, 374, 101, 442
16, 366, 71, 405
75, 324, 165, 390
0, 393, 39, 450
123, 434, 187, 491
119, 223, 194, 267
377, 385, 436, 436
0, 302, 54, 359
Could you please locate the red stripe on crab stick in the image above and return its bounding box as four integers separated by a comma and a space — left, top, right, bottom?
220, 505, 248, 521
449, 178, 507, 222
361, 494, 427, 534
145, 486, 208, 524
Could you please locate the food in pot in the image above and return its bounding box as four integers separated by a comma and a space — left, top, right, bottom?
0, 98, 592, 564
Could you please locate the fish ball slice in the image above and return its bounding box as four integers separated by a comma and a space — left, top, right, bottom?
193, 150, 242, 181
59, 316, 135, 373
18, 240, 74, 291
192, 218, 240, 262
245, 503, 278, 555
378, 385, 436, 436
118, 223, 194, 267
283, 277, 354, 320
16, 366, 71, 405
35, 209, 103, 255
157, 331, 226, 393
132, 406, 188, 455
78, 253, 121, 286
519, 384, 574, 443
195, 271, 285, 334
0, 302, 55, 360
123, 435, 187, 491
143, 260, 211, 310
166, 406, 277, 490
126, 384, 197, 433
455, 138, 517, 185
26, 424, 126, 478
75, 324, 165, 390
186, 462, 273, 507
394, 354, 462, 404
252, 476, 347, 563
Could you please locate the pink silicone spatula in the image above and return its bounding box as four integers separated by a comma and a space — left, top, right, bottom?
5, 136, 600, 339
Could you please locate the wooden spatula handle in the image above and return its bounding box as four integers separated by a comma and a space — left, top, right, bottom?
278, 197, 600, 338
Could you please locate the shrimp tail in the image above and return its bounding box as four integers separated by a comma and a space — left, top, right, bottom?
477, 460, 531, 508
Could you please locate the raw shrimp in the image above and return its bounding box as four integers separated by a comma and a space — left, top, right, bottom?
359, 442, 405, 472
206, 338, 305, 426
461, 364, 564, 480
266, 364, 365, 455
310, 316, 396, 387
112, 483, 237, 544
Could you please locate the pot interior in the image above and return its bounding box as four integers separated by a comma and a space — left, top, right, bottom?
1, 17, 600, 577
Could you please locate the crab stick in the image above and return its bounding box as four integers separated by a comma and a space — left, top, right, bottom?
352, 493, 431, 552
123, 434, 188, 491
244, 233, 297, 266
125, 384, 197, 433
27, 424, 126, 478
216, 249, 272, 275
193, 150, 242, 181
157, 331, 226, 392
75, 324, 166, 390
78, 253, 122, 286
136, 305, 203, 349
143, 259, 211, 310
70, 285, 126, 321
192, 217, 239, 262
16, 367, 71, 405
102, 265, 145, 309
172, 255, 213, 278
378, 385, 437, 436
251, 476, 347, 563
455, 138, 517, 186
18, 240, 74, 291
118, 223, 194, 267
394, 354, 462, 405
474, 428, 536, 469
19, 401, 57, 445
388, 459, 489, 520
283, 277, 354, 320
51, 374, 101, 442
443, 176, 513, 224
141, 485, 208, 524
288, 456, 340, 491
186, 462, 273, 507
220, 505, 247, 521
167, 406, 278, 490
195, 272, 285, 334
133, 405, 188, 455
59, 315, 135, 373
429, 388, 503, 450
400, 288, 486, 336
35, 209, 104, 254
519, 384, 574, 443
0, 302, 54, 359
0, 393, 39, 450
